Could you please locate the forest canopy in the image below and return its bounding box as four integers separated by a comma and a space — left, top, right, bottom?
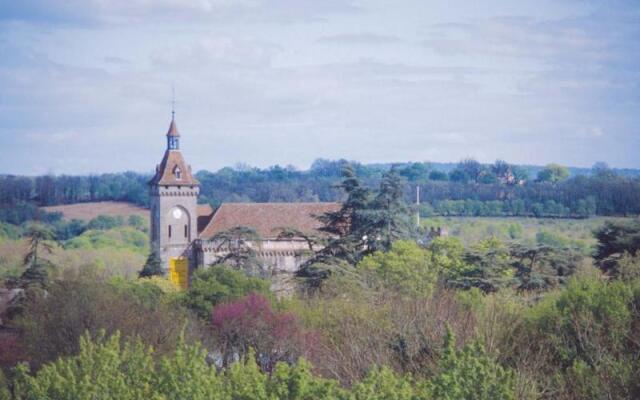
1, 159, 639, 222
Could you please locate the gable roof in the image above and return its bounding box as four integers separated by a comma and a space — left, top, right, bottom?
197, 204, 214, 233
198, 202, 341, 240
149, 150, 199, 186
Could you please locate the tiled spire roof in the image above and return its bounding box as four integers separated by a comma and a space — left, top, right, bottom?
149, 117, 198, 186
149, 150, 199, 186
166, 117, 180, 137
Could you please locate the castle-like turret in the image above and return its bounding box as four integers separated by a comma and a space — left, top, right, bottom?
148, 114, 199, 288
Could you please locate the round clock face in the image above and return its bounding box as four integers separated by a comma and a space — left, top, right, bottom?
172, 208, 183, 219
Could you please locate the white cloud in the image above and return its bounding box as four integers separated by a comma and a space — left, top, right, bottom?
0, 0, 638, 174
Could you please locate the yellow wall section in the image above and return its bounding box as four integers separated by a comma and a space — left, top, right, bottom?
169, 257, 189, 289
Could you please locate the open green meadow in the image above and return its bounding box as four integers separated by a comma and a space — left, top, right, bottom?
422, 216, 630, 254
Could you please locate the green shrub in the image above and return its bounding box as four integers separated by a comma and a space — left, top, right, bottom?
426, 328, 515, 400
181, 265, 271, 319
358, 240, 438, 296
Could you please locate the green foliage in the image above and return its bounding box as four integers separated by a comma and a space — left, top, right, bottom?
616, 251, 640, 281
537, 163, 570, 183
358, 240, 438, 296
13, 332, 157, 400
367, 168, 412, 252
127, 214, 145, 229
301, 165, 413, 288
269, 358, 344, 399
350, 367, 414, 400
594, 218, 640, 275
87, 214, 126, 230
0, 202, 62, 225
14, 280, 187, 368
139, 250, 163, 278
535, 230, 569, 247
427, 328, 515, 400
209, 226, 263, 276
525, 277, 632, 366
108, 276, 179, 308
52, 218, 88, 240
0, 369, 10, 399
428, 197, 597, 218
11, 329, 519, 400
516, 276, 640, 397
181, 265, 271, 319
154, 339, 224, 399
427, 236, 470, 280
0, 221, 22, 240
1, 159, 639, 218
456, 237, 513, 292
64, 226, 148, 253
12, 333, 345, 400
20, 223, 57, 289
315, 164, 371, 263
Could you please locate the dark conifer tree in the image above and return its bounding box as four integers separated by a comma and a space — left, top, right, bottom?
139, 250, 164, 278
366, 168, 412, 252
20, 223, 56, 288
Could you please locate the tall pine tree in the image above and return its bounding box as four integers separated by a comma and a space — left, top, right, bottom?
366, 168, 412, 253
20, 223, 56, 288
139, 250, 164, 278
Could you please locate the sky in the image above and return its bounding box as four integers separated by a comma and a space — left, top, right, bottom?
0, 0, 639, 175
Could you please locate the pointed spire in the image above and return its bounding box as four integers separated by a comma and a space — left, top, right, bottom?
167, 87, 179, 137
166, 118, 180, 137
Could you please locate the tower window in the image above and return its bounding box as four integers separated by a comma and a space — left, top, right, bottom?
168, 225, 172, 238
174, 166, 182, 180
184, 224, 188, 237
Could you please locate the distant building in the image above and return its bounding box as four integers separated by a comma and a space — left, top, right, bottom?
148, 116, 339, 291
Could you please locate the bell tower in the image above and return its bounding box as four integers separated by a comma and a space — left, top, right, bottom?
149, 113, 199, 285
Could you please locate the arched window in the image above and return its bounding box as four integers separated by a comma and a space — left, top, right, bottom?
174, 166, 182, 180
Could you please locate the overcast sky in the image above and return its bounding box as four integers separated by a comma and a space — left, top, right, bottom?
0, 0, 638, 175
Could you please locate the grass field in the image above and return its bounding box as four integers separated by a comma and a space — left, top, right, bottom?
422, 216, 633, 252
41, 201, 148, 222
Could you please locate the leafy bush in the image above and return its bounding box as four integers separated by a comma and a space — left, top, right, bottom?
427, 328, 515, 399
11, 332, 342, 400
14, 280, 189, 368
180, 266, 271, 319
64, 226, 148, 253
87, 215, 125, 230
358, 240, 438, 296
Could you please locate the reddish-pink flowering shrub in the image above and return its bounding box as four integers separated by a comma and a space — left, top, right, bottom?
0, 330, 25, 367
211, 293, 318, 371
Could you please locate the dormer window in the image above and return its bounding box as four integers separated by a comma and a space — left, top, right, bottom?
174, 166, 182, 180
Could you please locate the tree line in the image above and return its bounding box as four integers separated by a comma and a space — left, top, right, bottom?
1, 159, 638, 220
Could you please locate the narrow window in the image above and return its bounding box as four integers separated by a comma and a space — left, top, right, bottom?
184, 224, 188, 238
168, 225, 172, 238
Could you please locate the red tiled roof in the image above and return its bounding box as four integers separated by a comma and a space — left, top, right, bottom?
197, 204, 214, 233
149, 150, 199, 186
197, 204, 213, 216
199, 202, 341, 239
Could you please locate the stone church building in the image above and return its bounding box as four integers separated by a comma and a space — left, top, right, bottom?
149, 116, 339, 291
